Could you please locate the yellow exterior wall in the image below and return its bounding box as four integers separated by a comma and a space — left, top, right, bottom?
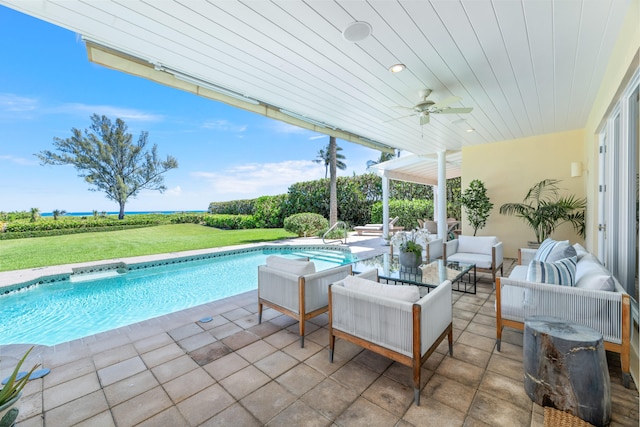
461, 129, 585, 258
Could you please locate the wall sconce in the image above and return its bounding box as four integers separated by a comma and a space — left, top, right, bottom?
571, 162, 583, 177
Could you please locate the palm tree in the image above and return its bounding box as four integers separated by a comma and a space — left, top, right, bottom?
366, 151, 395, 169
314, 143, 346, 178
29, 207, 40, 222
52, 209, 67, 220
328, 137, 338, 226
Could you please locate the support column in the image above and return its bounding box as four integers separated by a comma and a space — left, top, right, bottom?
437, 151, 447, 240
382, 175, 390, 240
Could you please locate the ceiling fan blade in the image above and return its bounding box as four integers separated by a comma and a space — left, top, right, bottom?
434, 107, 473, 114
420, 114, 430, 126
390, 105, 415, 111
383, 113, 416, 123
430, 96, 461, 109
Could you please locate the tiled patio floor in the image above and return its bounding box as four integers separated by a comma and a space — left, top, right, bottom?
2, 236, 638, 426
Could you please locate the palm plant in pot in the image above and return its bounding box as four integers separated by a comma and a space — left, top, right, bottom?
499, 179, 586, 247
0, 347, 39, 427
391, 229, 429, 269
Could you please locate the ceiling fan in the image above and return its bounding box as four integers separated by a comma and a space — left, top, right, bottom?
390, 89, 473, 125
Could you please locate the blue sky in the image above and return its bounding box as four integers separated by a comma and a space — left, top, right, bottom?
0, 6, 382, 213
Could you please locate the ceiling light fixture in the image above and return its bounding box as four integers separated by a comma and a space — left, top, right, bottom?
388, 64, 406, 73
342, 21, 372, 42
466, 128, 475, 133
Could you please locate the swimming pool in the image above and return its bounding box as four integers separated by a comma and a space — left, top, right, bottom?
0, 246, 356, 346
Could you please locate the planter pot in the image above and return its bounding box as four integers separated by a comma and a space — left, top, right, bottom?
527, 241, 541, 249
0, 392, 21, 427
399, 251, 421, 269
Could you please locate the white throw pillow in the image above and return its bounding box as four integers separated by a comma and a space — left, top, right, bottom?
266, 255, 316, 275
534, 238, 573, 262
572, 243, 589, 261
342, 275, 420, 303
526, 256, 577, 286
456, 236, 498, 255
575, 254, 615, 292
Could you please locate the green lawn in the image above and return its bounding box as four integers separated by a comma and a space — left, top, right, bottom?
0, 224, 297, 272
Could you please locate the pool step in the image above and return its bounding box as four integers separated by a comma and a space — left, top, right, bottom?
289, 250, 354, 264
69, 270, 124, 283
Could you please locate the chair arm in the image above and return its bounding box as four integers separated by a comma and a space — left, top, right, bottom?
443, 239, 459, 260
497, 277, 626, 344
518, 248, 537, 266
258, 266, 302, 313
426, 238, 443, 260
355, 268, 379, 282
418, 281, 452, 355
302, 265, 352, 312
493, 242, 504, 267
330, 285, 414, 356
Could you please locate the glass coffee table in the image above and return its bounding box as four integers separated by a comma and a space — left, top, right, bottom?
352, 253, 476, 295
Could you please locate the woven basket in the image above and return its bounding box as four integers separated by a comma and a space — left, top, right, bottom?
543, 407, 595, 427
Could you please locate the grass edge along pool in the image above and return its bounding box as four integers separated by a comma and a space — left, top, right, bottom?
0, 245, 356, 346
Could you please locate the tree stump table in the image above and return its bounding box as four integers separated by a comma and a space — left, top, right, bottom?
524, 316, 611, 427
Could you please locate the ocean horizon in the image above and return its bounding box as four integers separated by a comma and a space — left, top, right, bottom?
40, 210, 206, 217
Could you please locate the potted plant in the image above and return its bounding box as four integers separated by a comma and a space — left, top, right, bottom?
499, 179, 586, 247
0, 347, 39, 427
391, 230, 429, 269
459, 179, 493, 236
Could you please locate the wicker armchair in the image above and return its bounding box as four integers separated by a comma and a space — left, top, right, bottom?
329, 271, 453, 406
258, 256, 352, 347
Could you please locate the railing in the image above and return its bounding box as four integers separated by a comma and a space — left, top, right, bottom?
322, 221, 348, 245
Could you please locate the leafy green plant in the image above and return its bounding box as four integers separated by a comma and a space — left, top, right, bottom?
283, 213, 328, 237
0, 347, 39, 416
459, 179, 493, 236
499, 179, 586, 244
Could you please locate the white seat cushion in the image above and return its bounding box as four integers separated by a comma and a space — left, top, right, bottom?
448, 252, 492, 269
266, 255, 316, 275
342, 275, 420, 302
456, 236, 497, 255
575, 254, 615, 291
509, 265, 528, 280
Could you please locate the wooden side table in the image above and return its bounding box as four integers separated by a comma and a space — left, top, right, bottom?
524, 316, 611, 427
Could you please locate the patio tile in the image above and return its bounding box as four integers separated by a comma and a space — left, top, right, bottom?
221, 307, 252, 321
265, 399, 332, 427
236, 339, 277, 363
219, 365, 271, 400
383, 362, 433, 389
93, 343, 138, 370
268, 314, 298, 330
276, 363, 325, 396
139, 342, 184, 368
468, 390, 530, 427
189, 341, 232, 366
453, 301, 482, 313
200, 403, 261, 427
457, 331, 496, 352
403, 398, 465, 427
111, 386, 173, 427
246, 320, 282, 338
479, 370, 531, 410
330, 359, 380, 395
103, 370, 159, 407
453, 308, 476, 321
422, 373, 476, 413
135, 407, 187, 427
196, 315, 229, 330
335, 397, 399, 427
282, 338, 323, 362
472, 313, 496, 327
151, 354, 199, 383
362, 375, 414, 417
209, 321, 243, 339
42, 357, 95, 388
304, 347, 349, 376
16, 390, 43, 423
486, 353, 524, 382
465, 322, 495, 339
234, 313, 260, 329
43, 372, 102, 410
496, 341, 524, 361
176, 383, 235, 425
451, 342, 492, 369
353, 349, 394, 374
305, 325, 330, 346
163, 367, 216, 403
13, 416, 43, 427
133, 332, 173, 354
436, 357, 484, 388
72, 411, 116, 427
301, 377, 359, 420
263, 329, 300, 349
45, 390, 109, 427
254, 350, 299, 378
167, 322, 204, 341
97, 356, 146, 387
241, 381, 297, 424
177, 330, 217, 352
221, 330, 260, 350
203, 352, 249, 381
463, 417, 494, 427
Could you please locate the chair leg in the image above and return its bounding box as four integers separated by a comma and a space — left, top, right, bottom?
299, 321, 305, 348
414, 388, 420, 406
448, 328, 453, 356
329, 334, 335, 362
258, 302, 262, 324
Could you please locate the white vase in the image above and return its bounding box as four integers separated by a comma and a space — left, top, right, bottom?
0, 392, 21, 427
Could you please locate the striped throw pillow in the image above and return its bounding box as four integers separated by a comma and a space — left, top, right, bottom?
534, 238, 573, 262
526, 256, 577, 286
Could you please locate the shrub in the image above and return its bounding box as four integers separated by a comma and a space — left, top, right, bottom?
283, 213, 328, 237
202, 214, 257, 230
169, 213, 205, 224
253, 195, 287, 228
208, 199, 255, 215
370, 199, 434, 229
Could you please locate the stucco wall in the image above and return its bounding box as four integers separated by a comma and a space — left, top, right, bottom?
461, 129, 585, 258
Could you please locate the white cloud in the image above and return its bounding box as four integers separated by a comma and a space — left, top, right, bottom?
56, 103, 164, 122
201, 119, 247, 133
0, 93, 38, 113
165, 185, 182, 196
192, 160, 325, 197
308, 134, 327, 140
270, 121, 309, 135
0, 155, 38, 166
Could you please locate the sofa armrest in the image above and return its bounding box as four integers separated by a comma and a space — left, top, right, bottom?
493, 242, 504, 267
258, 266, 302, 312
518, 248, 537, 266
443, 239, 459, 260
303, 265, 353, 312
354, 268, 379, 282
418, 281, 452, 354
426, 238, 443, 260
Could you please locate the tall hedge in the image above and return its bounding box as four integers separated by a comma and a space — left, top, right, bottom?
253, 194, 288, 228
370, 199, 434, 230
208, 199, 255, 215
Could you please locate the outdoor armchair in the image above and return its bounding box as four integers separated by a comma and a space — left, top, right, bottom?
329, 273, 453, 406
444, 235, 503, 282
258, 256, 352, 347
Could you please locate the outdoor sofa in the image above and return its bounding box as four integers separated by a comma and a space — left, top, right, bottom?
495, 239, 631, 387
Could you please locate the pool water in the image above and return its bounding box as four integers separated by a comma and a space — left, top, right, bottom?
0, 247, 355, 346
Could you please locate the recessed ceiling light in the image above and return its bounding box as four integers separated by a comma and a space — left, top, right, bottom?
388, 64, 406, 73
342, 21, 372, 42
466, 128, 475, 133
